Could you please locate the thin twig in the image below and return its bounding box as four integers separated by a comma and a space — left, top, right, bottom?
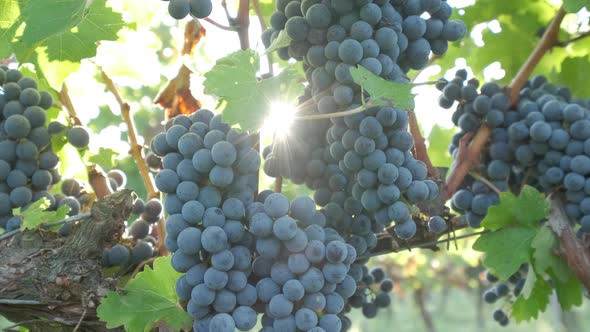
203, 17, 237, 31
468, 171, 501, 194
58, 83, 82, 126
72, 309, 87, 332
556, 30, 590, 47
297, 103, 371, 120
100, 70, 166, 255
131, 256, 157, 278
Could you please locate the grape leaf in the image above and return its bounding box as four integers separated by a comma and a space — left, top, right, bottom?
349, 66, 415, 110
97, 256, 192, 332
480, 185, 549, 231
17, 198, 71, 231
265, 30, 291, 54
551, 56, 590, 98
203, 49, 304, 132
531, 225, 573, 282
511, 275, 552, 322
563, 0, 589, 13
0, 0, 22, 58
472, 227, 537, 280
551, 272, 583, 310
87, 147, 119, 170
6, 0, 131, 89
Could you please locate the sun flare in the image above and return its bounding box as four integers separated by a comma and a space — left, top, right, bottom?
263, 102, 297, 138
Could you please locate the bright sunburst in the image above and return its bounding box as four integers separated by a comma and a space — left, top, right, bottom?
263, 102, 297, 138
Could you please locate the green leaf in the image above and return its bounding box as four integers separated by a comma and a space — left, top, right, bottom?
550, 56, 590, 98
6, 0, 131, 89
0, 0, 23, 58
97, 256, 192, 332
481, 185, 548, 231
426, 125, 454, 168
20, 1, 88, 54
552, 273, 583, 310
472, 227, 537, 280
531, 225, 573, 282
18, 198, 71, 231
511, 275, 552, 322
203, 49, 304, 132
563, 0, 589, 12
265, 30, 291, 54
87, 148, 119, 170
349, 66, 415, 109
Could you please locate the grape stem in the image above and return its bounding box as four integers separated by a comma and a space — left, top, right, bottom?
100, 69, 166, 255
468, 171, 501, 195
202, 17, 237, 31
548, 194, 590, 290
236, 0, 250, 50
58, 83, 82, 126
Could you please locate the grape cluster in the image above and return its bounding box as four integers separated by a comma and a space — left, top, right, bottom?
440, 71, 590, 233
262, 0, 465, 190
163, 0, 212, 20
347, 265, 393, 318
324, 106, 441, 240
0, 66, 68, 231
481, 267, 527, 326
153, 113, 401, 331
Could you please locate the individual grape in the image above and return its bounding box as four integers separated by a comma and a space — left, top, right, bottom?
209, 313, 235, 332
338, 39, 363, 65
4, 114, 31, 139
130, 240, 153, 264
130, 219, 150, 239
264, 193, 290, 217
168, 0, 190, 19
108, 244, 130, 266
285, 17, 310, 41
269, 294, 294, 318
66, 126, 90, 149
189, 0, 212, 19
305, 4, 332, 28
428, 216, 447, 233
201, 226, 228, 253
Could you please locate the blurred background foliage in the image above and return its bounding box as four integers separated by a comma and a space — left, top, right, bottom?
1, 0, 589, 330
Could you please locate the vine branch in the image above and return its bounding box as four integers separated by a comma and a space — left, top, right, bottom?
100, 70, 166, 255
548, 195, 590, 290
236, 0, 250, 50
